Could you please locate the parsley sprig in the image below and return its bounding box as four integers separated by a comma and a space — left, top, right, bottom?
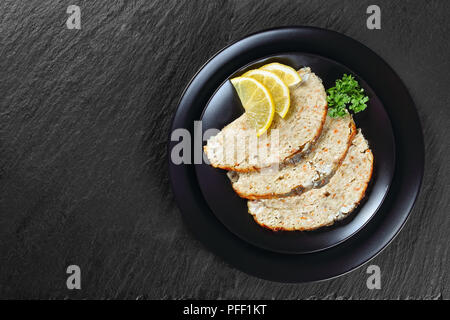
327, 74, 369, 117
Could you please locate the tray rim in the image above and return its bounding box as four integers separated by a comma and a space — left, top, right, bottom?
167, 26, 424, 283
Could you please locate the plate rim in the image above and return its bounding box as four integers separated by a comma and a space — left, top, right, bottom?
194, 51, 396, 254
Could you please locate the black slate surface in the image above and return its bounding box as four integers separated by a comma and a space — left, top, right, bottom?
0, 0, 448, 299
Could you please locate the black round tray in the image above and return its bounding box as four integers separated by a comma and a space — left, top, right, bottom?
168, 27, 424, 282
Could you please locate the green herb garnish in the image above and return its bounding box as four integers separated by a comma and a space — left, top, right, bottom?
326, 74, 369, 117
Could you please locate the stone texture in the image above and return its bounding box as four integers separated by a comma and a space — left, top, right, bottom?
0, 0, 448, 299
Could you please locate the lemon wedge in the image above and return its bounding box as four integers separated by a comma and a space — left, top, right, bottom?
230, 77, 275, 136
260, 63, 302, 86
242, 69, 290, 118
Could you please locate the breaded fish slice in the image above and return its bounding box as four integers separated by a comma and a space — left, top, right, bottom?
228, 114, 356, 199
247, 131, 373, 231
204, 68, 327, 172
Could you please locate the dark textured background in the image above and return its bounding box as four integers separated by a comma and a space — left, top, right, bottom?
0, 0, 448, 299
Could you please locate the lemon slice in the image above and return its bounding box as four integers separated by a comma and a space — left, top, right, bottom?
242, 69, 290, 118
260, 63, 302, 86
230, 77, 275, 136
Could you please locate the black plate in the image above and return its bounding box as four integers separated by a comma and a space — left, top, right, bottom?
168, 27, 424, 282
195, 53, 395, 254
